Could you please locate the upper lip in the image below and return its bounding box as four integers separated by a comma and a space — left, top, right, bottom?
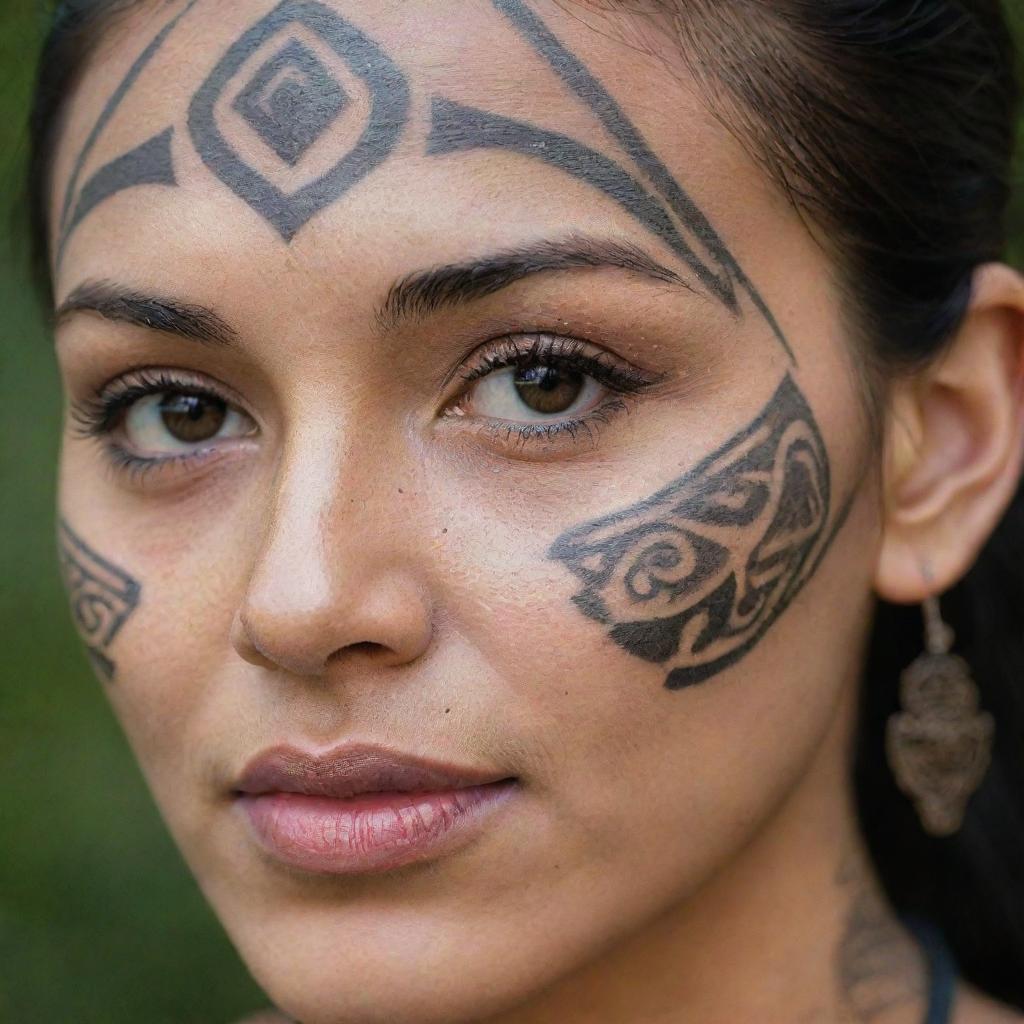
231, 741, 513, 800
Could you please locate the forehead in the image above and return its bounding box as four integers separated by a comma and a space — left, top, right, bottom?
50, 0, 779, 308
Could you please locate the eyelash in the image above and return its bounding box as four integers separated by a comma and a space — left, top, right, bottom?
69, 335, 659, 477
71, 369, 208, 438
101, 445, 205, 486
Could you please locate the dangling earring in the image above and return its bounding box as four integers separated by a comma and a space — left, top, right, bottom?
885, 592, 994, 837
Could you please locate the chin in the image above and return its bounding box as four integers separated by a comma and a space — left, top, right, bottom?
232, 922, 559, 1024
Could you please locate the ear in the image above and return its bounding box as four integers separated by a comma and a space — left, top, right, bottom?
875, 263, 1024, 603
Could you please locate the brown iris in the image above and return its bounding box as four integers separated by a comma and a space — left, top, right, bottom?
513, 364, 585, 415
158, 393, 228, 443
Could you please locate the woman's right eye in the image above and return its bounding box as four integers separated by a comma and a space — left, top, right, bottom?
122, 391, 255, 455
71, 371, 259, 469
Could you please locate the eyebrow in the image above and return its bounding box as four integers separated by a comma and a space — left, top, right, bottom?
376, 234, 692, 331
54, 236, 689, 348
54, 280, 237, 346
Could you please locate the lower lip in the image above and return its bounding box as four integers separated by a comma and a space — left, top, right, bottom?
234, 779, 519, 875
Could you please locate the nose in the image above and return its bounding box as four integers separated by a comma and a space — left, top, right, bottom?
231, 435, 434, 680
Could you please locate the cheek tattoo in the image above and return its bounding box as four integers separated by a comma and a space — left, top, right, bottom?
58, 519, 141, 682
56, 0, 851, 687
549, 375, 851, 688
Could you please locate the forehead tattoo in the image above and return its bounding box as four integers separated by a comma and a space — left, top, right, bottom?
56, 0, 199, 266
187, 1, 410, 242
56, 0, 793, 363
57, 0, 853, 689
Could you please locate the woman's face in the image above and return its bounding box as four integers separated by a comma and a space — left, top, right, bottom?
52, 1, 879, 1019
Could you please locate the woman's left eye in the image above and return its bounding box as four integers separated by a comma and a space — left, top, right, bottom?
468, 362, 604, 421
450, 335, 660, 443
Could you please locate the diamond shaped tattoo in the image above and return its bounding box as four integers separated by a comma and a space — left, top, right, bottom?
232, 38, 349, 166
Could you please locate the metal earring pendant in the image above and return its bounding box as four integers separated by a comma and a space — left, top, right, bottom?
885, 595, 994, 837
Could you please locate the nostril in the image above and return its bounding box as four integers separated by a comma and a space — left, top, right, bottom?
231, 610, 280, 671
328, 640, 387, 662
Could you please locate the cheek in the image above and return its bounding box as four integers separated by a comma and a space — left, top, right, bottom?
442, 483, 875, 911
58, 477, 255, 813
58, 409, 876, 1000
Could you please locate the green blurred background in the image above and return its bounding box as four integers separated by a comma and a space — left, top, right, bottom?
2, 1, 1024, 1021
1, 3, 279, 1021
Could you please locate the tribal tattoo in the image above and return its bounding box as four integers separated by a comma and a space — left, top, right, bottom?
458, 0, 793, 361
834, 850, 926, 1021
548, 375, 851, 689
55, 0, 792, 361
186, 0, 410, 242
54, 1, 837, 686
58, 519, 141, 682
55, 0, 199, 267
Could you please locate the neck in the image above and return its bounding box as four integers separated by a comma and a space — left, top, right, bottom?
487, 684, 929, 1024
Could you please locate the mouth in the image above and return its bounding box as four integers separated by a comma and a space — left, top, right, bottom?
230, 741, 520, 875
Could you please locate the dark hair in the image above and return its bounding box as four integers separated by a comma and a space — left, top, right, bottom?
664, 2, 1024, 1009
26, 0, 1024, 1010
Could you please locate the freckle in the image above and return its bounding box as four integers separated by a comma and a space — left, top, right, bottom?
398, 488, 404, 494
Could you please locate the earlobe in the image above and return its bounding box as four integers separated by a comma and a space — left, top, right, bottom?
874, 262, 1024, 604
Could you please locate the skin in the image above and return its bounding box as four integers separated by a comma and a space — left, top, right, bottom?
48, 1, 1024, 1022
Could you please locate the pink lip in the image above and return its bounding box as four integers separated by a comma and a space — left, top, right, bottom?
231, 742, 519, 875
